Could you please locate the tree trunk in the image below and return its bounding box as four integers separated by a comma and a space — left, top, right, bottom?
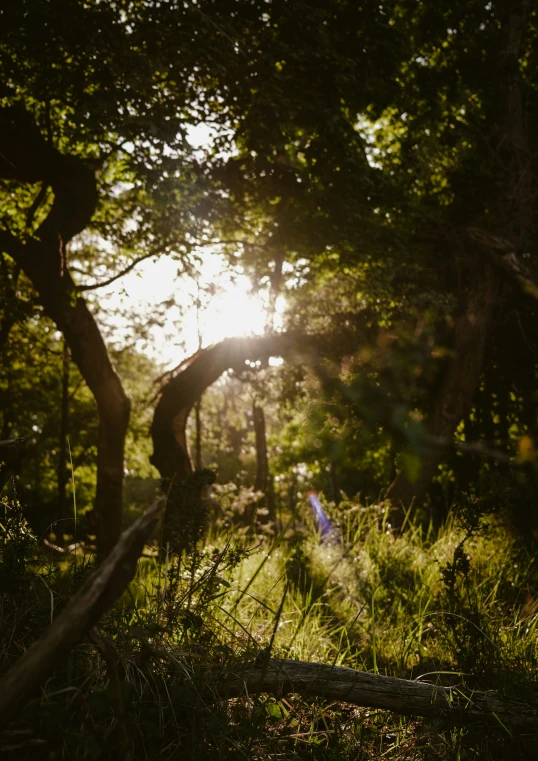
386, 266, 498, 509
252, 402, 276, 522
151, 333, 313, 479
253, 403, 269, 494
194, 398, 203, 470
0, 255, 21, 353
57, 338, 70, 541
0, 106, 130, 559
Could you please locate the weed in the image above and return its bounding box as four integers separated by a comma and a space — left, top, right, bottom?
1, 494, 537, 759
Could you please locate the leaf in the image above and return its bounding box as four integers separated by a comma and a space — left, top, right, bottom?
265, 701, 285, 719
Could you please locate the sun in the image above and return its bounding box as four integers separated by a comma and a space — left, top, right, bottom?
97, 251, 279, 367
196, 273, 269, 346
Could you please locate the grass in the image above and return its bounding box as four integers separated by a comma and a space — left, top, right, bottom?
1, 492, 538, 759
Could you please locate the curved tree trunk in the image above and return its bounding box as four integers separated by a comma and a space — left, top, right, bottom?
151, 333, 314, 479
0, 106, 130, 559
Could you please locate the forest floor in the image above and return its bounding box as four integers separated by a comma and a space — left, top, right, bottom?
1, 492, 537, 760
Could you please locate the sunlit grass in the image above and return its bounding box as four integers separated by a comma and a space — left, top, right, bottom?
2, 494, 537, 759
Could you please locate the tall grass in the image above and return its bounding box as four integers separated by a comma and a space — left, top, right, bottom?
1, 492, 537, 759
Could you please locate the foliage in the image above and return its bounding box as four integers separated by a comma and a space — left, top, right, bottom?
1, 0, 538, 527
2, 492, 538, 759
2, 2, 538, 756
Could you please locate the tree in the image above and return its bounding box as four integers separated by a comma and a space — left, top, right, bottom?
214, 0, 538, 513
150, 333, 320, 480
3, 0, 538, 551
0, 0, 268, 554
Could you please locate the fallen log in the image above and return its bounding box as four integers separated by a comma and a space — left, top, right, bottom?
218, 659, 538, 730
0, 497, 165, 730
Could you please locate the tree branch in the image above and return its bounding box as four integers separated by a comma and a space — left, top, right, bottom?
0, 105, 97, 243
466, 227, 538, 301
77, 252, 158, 291
0, 497, 165, 730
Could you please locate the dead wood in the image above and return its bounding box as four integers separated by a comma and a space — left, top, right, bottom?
0, 498, 164, 730
218, 659, 538, 730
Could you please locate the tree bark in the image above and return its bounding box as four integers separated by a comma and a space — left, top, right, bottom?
386, 265, 498, 509
151, 333, 314, 479
0, 255, 21, 353
218, 659, 538, 731
194, 398, 203, 470
252, 402, 276, 521
0, 106, 130, 559
57, 338, 70, 540
253, 403, 269, 495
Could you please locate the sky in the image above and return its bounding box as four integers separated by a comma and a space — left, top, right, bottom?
84, 123, 285, 369
97, 250, 283, 368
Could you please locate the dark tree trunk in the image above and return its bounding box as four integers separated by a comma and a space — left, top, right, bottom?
194, 398, 203, 470
385, 266, 498, 510
253, 404, 268, 494
0, 106, 130, 559
0, 255, 21, 353
252, 402, 276, 521
151, 333, 315, 480
57, 338, 70, 540
19, 238, 130, 564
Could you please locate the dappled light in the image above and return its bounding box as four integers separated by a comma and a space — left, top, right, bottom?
2, 2, 538, 759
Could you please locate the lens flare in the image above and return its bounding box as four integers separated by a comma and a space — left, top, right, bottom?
307, 491, 332, 537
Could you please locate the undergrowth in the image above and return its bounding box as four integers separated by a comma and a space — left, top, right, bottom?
1, 491, 537, 760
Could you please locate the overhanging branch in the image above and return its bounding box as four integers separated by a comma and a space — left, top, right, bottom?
77, 252, 157, 291
150, 332, 322, 478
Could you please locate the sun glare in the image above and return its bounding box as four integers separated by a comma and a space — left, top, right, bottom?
98, 251, 282, 367
196, 274, 269, 345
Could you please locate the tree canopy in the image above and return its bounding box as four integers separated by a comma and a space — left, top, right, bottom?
1, 0, 538, 554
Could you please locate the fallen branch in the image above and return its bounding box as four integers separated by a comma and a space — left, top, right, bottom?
0, 498, 165, 730
218, 659, 538, 730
